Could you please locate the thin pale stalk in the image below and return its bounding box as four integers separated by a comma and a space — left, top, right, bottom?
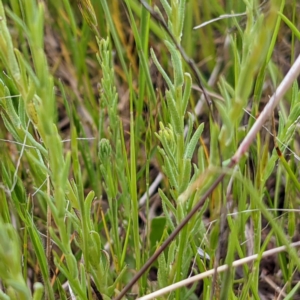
137, 241, 300, 300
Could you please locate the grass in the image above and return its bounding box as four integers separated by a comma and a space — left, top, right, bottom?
0, 0, 300, 299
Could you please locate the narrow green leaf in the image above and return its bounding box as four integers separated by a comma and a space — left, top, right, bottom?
184, 123, 204, 160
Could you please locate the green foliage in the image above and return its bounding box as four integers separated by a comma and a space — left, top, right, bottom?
0, 0, 299, 299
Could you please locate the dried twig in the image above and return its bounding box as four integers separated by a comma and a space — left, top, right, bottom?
137, 241, 300, 300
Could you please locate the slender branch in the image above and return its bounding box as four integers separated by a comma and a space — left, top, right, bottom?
114, 172, 227, 300
140, 0, 214, 115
